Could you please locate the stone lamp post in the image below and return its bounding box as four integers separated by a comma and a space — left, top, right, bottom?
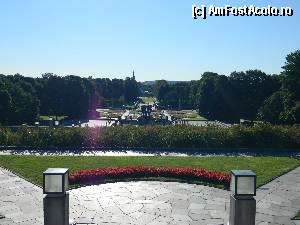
229, 170, 256, 225
43, 168, 75, 225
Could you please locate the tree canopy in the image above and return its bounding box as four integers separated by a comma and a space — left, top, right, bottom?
258, 50, 300, 124
1, 49, 300, 125
153, 50, 300, 124
0, 74, 140, 125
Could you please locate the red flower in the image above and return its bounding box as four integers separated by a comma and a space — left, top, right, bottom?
69, 166, 231, 187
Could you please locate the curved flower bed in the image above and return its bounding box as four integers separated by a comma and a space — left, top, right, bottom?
69, 166, 231, 187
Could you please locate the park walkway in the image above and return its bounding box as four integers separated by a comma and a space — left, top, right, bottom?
0, 168, 43, 225
0, 166, 300, 225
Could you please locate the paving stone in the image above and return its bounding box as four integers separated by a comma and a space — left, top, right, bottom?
172, 215, 193, 224
188, 202, 206, 210
204, 204, 225, 211
201, 218, 224, 225
257, 222, 271, 225
189, 211, 211, 221
1, 166, 300, 225
293, 220, 300, 225
17, 219, 43, 225
147, 221, 168, 225
256, 212, 274, 223
189, 221, 207, 225
133, 213, 157, 225
273, 216, 296, 225
0, 217, 18, 225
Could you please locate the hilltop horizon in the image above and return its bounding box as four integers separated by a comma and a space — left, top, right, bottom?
0, 67, 283, 83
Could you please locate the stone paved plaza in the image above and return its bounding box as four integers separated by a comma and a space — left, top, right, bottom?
69, 182, 229, 225
0, 166, 300, 225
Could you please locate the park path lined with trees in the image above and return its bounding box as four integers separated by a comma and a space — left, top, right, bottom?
0, 49, 299, 125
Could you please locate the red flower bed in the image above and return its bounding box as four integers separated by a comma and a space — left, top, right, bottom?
69, 166, 231, 187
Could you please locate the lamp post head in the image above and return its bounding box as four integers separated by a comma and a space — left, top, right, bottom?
230, 170, 256, 197
43, 168, 69, 195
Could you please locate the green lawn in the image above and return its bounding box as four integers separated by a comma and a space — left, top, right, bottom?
0, 155, 299, 188
296, 210, 300, 218
140, 97, 157, 103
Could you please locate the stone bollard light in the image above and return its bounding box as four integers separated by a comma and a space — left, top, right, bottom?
228, 170, 256, 225
43, 168, 75, 225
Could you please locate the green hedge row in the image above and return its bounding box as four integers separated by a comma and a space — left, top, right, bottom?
0, 124, 300, 149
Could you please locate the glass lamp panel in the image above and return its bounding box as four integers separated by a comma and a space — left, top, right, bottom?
45, 174, 62, 193
64, 173, 69, 192
230, 174, 236, 195
236, 176, 255, 195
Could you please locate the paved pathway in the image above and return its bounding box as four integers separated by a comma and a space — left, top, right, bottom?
69, 182, 229, 225
0, 168, 43, 225
0, 166, 300, 225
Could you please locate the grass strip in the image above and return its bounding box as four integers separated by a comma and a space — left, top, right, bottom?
0, 155, 299, 189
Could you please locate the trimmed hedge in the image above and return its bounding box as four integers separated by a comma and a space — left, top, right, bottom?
0, 124, 300, 149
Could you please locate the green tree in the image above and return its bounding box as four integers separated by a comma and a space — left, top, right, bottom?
230, 70, 280, 120
259, 49, 300, 124
153, 80, 170, 101
198, 73, 238, 121
281, 50, 300, 100
124, 77, 140, 104
0, 82, 12, 124
258, 91, 294, 124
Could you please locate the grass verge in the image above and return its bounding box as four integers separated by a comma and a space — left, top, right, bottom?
140, 97, 157, 103
0, 155, 299, 189
296, 210, 300, 218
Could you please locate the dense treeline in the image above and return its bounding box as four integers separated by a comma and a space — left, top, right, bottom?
0, 74, 140, 125
0, 124, 299, 149
153, 50, 300, 124
1, 50, 299, 125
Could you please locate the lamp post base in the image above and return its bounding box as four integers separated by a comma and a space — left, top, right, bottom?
44, 193, 70, 225
229, 194, 256, 225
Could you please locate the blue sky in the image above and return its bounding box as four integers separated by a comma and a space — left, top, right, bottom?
0, 0, 299, 81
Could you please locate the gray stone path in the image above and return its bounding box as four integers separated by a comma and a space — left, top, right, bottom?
0, 168, 43, 225
0, 166, 300, 225
69, 182, 229, 225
